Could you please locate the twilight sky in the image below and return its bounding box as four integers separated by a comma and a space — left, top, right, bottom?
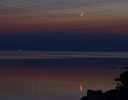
0, 0, 128, 51
0, 0, 128, 33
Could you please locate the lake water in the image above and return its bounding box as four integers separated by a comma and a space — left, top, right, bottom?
0, 58, 127, 100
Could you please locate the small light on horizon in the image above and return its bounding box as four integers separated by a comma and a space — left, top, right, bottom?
18, 49, 22, 52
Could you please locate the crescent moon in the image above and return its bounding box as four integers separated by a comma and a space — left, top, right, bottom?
80, 12, 85, 17
80, 8, 87, 17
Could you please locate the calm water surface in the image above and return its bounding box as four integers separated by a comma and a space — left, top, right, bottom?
0, 58, 128, 100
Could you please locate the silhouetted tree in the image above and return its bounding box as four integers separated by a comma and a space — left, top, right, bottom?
115, 71, 128, 89
80, 70, 128, 100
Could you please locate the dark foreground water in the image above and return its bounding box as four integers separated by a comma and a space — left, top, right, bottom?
0, 58, 128, 100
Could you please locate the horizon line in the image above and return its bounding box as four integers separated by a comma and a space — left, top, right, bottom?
0, 51, 128, 59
